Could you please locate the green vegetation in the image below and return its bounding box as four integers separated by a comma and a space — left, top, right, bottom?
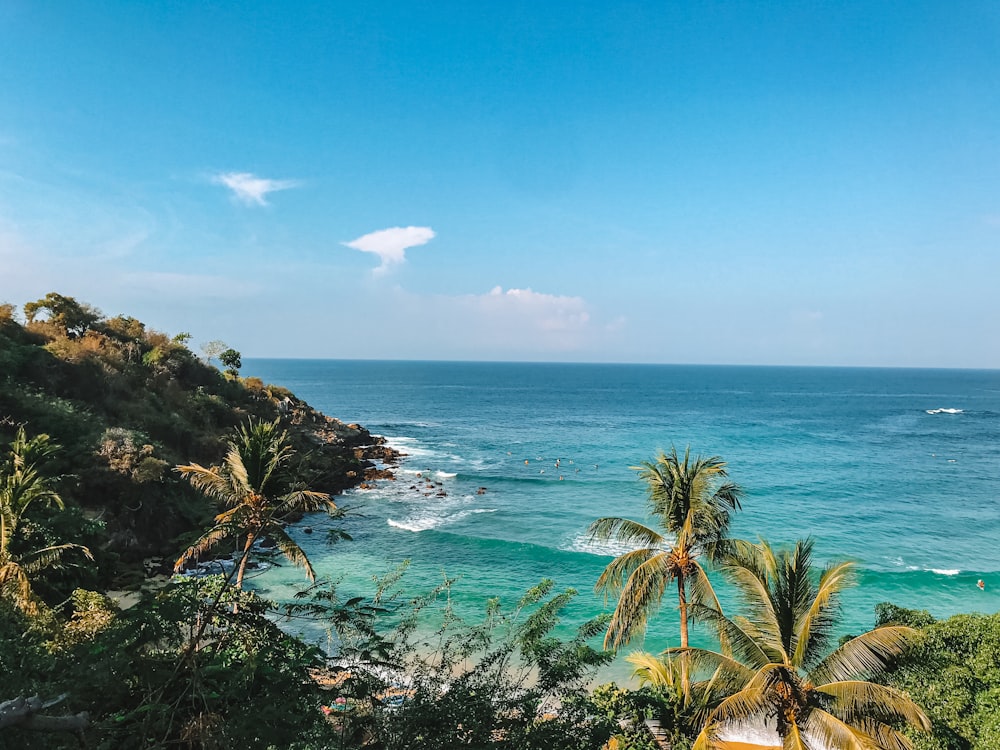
2, 293, 993, 748
876, 605, 1000, 750
0, 292, 377, 595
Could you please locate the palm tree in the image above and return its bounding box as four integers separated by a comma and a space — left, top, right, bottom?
0, 426, 92, 615
676, 538, 929, 750
174, 418, 337, 591
588, 447, 744, 651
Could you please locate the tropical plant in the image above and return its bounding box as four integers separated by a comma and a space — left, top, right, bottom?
676, 538, 930, 750
174, 417, 337, 590
0, 426, 92, 615
287, 572, 617, 750
589, 447, 744, 651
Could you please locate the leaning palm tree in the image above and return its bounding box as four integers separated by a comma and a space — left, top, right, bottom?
0, 426, 92, 615
676, 538, 929, 750
174, 418, 337, 590
589, 447, 743, 651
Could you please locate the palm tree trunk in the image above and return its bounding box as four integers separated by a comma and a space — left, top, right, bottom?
233, 534, 256, 613
677, 574, 690, 697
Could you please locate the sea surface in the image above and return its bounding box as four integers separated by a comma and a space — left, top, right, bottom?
241, 360, 1000, 678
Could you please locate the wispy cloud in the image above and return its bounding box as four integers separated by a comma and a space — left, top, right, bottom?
212, 171, 300, 205
343, 226, 435, 275
480, 286, 591, 332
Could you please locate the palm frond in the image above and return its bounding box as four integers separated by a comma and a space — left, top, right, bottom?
814, 680, 930, 732
716, 546, 784, 657
791, 558, 854, 669
594, 547, 660, 598
267, 525, 316, 581
687, 602, 772, 669
627, 651, 683, 689
176, 463, 234, 503
808, 626, 921, 685
782, 722, 810, 750
276, 489, 336, 517
800, 707, 888, 750
0, 561, 39, 614
174, 523, 240, 571
588, 516, 665, 547
662, 646, 757, 690
702, 664, 782, 728
21, 543, 92, 573
603, 552, 675, 649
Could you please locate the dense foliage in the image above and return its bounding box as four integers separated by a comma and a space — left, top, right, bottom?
0, 294, 377, 594
3, 294, 994, 749
877, 604, 1000, 750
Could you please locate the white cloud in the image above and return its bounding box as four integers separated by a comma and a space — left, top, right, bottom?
481, 286, 591, 332
212, 172, 300, 205
343, 226, 435, 275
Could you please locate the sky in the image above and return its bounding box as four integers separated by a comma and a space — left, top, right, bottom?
1, 1, 999, 367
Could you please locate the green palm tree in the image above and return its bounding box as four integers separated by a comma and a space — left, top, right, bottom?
589, 447, 744, 651
676, 538, 930, 750
0, 426, 92, 615
174, 418, 337, 591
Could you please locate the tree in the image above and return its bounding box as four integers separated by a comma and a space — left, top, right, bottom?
588, 447, 744, 651
23, 293, 101, 338
0, 427, 92, 615
174, 418, 337, 591
679, 538, 930, 750
199, 339, 227, 366
219, 348, 241, 376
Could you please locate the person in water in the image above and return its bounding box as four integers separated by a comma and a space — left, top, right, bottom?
978, 579, 985, 591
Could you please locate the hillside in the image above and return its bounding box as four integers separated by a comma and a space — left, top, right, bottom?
0, 293, 391, 592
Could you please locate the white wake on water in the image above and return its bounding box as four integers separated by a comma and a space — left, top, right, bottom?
925, 408, 963, 414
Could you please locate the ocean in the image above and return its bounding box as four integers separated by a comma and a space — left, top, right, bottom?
241, 360, 1000, 676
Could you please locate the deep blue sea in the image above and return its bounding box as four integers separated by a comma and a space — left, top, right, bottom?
241, 360, 1000, 678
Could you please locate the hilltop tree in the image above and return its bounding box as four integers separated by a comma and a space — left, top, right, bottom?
200, 339, 228, 366
23, 293, 101, 338
220, 348, 242, 377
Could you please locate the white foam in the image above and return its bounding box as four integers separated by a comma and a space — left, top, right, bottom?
564, 533, 646, 558
926, 408, 963, 415
387, 518, 436, 532
387, 507, 497, 533
435, 471, 457, 479
383, 436, 437, 458
928, 568, 961, 576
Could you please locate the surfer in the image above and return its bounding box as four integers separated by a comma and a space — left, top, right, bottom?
978, 579, 985, 591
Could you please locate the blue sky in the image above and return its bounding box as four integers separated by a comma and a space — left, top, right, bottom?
1, 1, 999, 367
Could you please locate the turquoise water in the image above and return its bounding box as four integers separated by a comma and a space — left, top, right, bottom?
241, 360, 1000, 676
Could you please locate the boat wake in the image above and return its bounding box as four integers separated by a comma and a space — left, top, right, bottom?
926, 408, 963, 415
